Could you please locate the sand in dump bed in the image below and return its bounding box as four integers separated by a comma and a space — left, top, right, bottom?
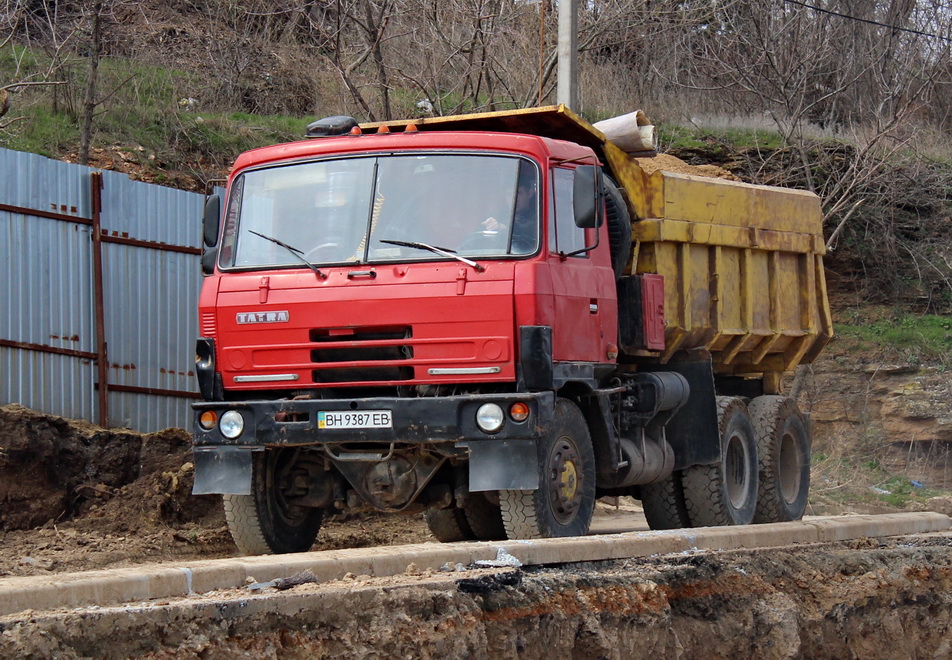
634, 152, 740, 181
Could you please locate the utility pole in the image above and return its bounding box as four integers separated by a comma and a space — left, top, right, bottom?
557, 0, 578, 110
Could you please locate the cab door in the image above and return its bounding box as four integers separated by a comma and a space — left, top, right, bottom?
547, 167, 617, 364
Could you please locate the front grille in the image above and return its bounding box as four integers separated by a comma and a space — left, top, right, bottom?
310, 325, 414, 383
309, 326, 411, 343
313, 366, 413, 383
311, 345, 412, 363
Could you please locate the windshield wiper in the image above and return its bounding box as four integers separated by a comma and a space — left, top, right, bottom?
380, 239, 484, 272
249, 230, 328, 280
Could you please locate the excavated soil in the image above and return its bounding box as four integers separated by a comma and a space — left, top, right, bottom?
0, 536, 950, 658
634, 152, 741, 181
0, 403, 433, 578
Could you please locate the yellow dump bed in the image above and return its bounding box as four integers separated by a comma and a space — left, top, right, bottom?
362, 105, 833, 380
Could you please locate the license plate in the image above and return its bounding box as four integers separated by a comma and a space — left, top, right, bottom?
318, 410, 393, 429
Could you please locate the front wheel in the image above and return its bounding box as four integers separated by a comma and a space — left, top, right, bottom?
500, 399, 596, 539
223, 449, 324, 555
682, 396, 759, 527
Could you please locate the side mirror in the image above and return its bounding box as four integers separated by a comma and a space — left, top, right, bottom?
203, 195, 221, 247
573, 165, 601, 229
201, 247, 218, 276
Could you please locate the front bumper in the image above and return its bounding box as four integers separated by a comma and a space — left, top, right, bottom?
192, 391, 555, 448
191, 392, 554, 496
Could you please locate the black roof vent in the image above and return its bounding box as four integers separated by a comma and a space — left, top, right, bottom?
306, 115, 359, 138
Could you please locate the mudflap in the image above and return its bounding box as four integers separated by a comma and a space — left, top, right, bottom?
639, 352, 720, 469
192, 446, 256, 495
461, 439, 539, 492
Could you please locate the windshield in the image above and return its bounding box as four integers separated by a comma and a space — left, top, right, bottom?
219, 154, 540, 269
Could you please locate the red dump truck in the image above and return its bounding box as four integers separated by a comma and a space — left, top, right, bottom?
192, 105, 833, 555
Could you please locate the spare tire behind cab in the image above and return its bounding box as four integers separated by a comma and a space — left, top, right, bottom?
603, 175, 632, 279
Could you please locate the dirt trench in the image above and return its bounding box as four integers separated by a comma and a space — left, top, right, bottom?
0, 403, 436, 577
0, 536, 950, 659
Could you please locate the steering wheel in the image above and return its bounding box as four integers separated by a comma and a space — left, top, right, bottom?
303, 241, 341, 262
457, 230, 505, 255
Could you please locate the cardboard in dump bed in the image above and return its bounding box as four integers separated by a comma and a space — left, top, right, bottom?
361, 105, 833, 377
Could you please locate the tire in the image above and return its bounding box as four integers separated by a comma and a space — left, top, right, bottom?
603, 176, 632, 279
749, 396, 811, 523
640, 472, 691, 530
223, 449, 324, 555
424, 507, 476, 542
462, 494, 507, 541
424, 493, 506, 542
682, 397, 759, 527
500, 399, 596, 539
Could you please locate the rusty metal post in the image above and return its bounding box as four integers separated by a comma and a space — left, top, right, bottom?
90, 171, 109, 427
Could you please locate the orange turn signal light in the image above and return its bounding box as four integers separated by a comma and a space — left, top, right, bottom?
509, 402, 530, 422
199, 410, 218, 430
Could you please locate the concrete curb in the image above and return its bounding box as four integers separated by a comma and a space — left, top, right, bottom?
0, 512, 948, 618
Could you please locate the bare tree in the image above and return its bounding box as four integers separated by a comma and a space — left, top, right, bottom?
0, 1, 74, 138
78, 0, 103, 164
666, 2, 950, 208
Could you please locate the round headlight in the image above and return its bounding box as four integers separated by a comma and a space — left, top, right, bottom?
475, 403, 505, 433
219, 410, 245, 439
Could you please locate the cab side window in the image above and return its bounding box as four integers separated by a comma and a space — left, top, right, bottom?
548, 167, 588, 256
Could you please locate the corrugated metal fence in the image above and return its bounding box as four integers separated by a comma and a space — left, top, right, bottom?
0, 147, 206, 432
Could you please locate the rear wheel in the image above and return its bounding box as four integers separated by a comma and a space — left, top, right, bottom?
462, 494, 507, 540
223, 449, 324, 555
424, 507, 475, 542
640, 472, 691, 530
424, 494, 506, 542
749, 396, 811, 523
500, 399, 596, 539
682, 397, 759, 527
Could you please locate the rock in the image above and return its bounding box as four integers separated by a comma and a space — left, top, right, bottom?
880, 369, 952, 443
18, 557, 54, 570
926, 497, 952, 516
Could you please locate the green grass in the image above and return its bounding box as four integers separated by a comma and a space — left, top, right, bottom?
656, 124, 712, 151
0, 43, 320, 173
0, 42, 42, 72
656, 123, 787, 153
834, 313, 952, 361
811, 452, 944, 509
874, 475, 939, 507
6, 106, 78, 157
